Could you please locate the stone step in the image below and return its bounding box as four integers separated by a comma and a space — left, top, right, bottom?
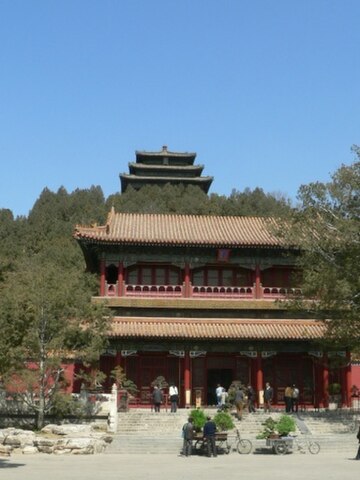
107, 408, 359, 453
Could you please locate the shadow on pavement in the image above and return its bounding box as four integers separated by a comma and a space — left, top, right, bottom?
0, 458, 25, 468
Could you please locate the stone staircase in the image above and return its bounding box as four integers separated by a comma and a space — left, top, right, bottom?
105, 407, 359, 454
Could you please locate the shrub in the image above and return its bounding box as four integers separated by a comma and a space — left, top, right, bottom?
189, 408, 207, 432
213, 411, 235, 431
276, 415, 296, 436
328, 383, 341, 395
256, 415, 296, 439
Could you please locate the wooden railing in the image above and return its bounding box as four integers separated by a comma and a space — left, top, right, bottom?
103, 282, 302, 300
125, 284, 183, 297
192, 285, 254, 298
261, 287, 302, 298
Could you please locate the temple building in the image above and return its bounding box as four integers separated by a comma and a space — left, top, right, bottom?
119, 146, 213, 193
74, 209, 352, 409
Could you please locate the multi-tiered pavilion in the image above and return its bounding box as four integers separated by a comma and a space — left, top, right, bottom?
120, 145, 213, 193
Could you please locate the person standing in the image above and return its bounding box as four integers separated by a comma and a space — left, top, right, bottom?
203, 416, 217, 457
169, 383, 179, 413
216, 384, 223, 407
264, 382, 273, 413
247, 384, 256, 413
291, 384, 299, 413
284, 384, 293, 413
182, 417, 194, 457
152, 385, 163, 413
235, 387, 244, 420
355, 425, 360, 460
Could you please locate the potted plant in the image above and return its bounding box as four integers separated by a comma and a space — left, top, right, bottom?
213, 411, 235, 432
328, 383, 341, 410
189, 408, 207, 434
351, 385, 359, 409
110, 365, 138, 411
256, 415, 296, 439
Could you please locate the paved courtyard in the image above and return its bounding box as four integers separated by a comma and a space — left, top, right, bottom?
0, 452, 359, 480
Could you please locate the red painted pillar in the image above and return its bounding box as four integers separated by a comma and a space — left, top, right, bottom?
345, 351, 352, 407
256, 353, 263, 407
100, 258, 106, 296
184, 263, 191, 298
117, 261, 124, 297
323, 356, 329, 408
255, 265, 261, 299
184, 352, 191, 406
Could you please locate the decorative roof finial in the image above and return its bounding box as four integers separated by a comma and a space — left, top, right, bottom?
162, 145, 168, 152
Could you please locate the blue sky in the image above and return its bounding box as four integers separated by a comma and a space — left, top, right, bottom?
1, 0, 359, 217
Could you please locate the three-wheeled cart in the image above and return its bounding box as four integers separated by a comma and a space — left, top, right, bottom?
266, 436, 294, 455
193, 432, 229, 455
265, 436, 320, 455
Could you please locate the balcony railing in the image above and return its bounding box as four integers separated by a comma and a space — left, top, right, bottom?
262, 287, 302, 298
192, 285, 254, 298
125, 284, 183, 297
103, 281, 302, 300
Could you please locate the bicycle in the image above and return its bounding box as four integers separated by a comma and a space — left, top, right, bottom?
348, 417, 360, 433
225, 428, 252, 454
293, 437, 320, 454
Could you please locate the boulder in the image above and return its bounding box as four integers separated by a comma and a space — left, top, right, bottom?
0, 445, 12, 457
22, 446, 38, 454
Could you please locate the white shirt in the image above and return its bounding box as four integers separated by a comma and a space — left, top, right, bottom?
169, 386, 178, 396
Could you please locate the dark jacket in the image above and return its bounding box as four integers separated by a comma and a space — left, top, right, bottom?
203, 420, 217, 437
183, 422, 194, 440
152, 389, 163, 404
264, 386, 273, 401
247, 386, 255, 400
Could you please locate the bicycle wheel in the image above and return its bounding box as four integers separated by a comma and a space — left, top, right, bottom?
237, 439, 252, 454
194, 440, 205, 455
274, 442, 288, 455
308, 441, 320, 454
348, 422, 357, 433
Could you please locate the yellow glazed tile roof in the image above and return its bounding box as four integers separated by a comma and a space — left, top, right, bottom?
110, 317, 325, 340
75, 210, 288, 248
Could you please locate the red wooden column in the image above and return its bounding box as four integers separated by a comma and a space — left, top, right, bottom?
184, 263, 191, 298
322, 355, 329, 408
117, 261, 124, 297
100, 258, 106, 296
344, 351, 352, 407
184, 352, 191, 407
256, 353, 263, 407
255, 265, 261, 299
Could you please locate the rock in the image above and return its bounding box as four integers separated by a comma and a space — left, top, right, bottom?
34, 438, 56, 447
22, 446, 38, 454
37, 446, 54, 454
42, 425, 92, 436
0, 445, 12, 456
4, 431, 35, 448
53, 448, 71, 455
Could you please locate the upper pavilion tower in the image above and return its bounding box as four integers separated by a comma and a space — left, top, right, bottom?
120, 145, 213, 193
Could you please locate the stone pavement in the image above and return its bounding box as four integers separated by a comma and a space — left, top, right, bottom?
1, 451, 359, 480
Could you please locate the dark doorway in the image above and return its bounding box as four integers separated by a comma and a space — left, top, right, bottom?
207, 369, 233, 405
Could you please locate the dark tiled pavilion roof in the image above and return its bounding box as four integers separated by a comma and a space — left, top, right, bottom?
74, 210, 289, 248
109, 317, 326, 341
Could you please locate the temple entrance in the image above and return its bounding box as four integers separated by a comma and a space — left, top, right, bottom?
207, 368, 233, 405
263, 354, 315, 405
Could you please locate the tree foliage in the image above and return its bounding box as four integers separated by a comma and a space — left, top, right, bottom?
107, 184, 292, 217
286, 147, 360, 349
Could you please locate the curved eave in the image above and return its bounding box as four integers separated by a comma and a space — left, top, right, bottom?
109, 317, 326, 341
74, 237, 286, 249
128, 163, 204, 175
136, 150, 196, 163
120, 174, 213, 193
